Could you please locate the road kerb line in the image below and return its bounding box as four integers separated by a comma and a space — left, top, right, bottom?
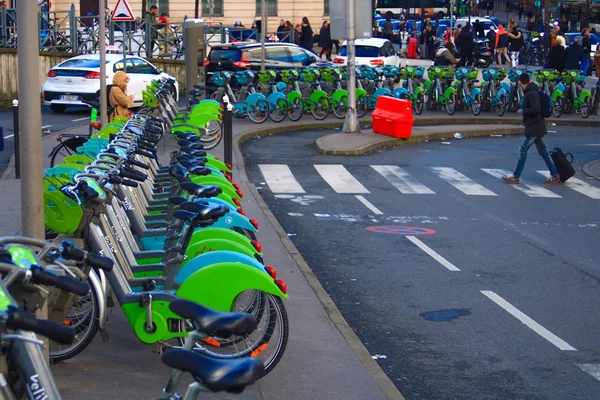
71, 117, 90, 122
355, 195, 383, 215
406, 236, 461, 271
481, 290, 577, 351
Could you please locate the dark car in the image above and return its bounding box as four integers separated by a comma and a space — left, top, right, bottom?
204, 42, 319, 93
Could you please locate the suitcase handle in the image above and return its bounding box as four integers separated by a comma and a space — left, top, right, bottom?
564, 153, 574, 163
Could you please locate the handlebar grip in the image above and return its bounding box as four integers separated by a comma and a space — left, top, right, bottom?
7, 307, 76, 345
120, 178, 139, 188
85, 252, 114, 272
135, 149, 156, 159
120, 169, 146, 182
60, 242, 86, 262
123, 166, 148, 180
127, 158, 150, 170
30, 266, 89, 296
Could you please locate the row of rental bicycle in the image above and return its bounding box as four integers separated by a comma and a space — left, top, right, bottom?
208, 65, 599, 122
3, 77, 286, 399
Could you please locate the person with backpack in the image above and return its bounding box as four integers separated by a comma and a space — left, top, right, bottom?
502, 74, 560, 185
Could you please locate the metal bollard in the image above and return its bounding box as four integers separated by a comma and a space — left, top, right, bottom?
12, 99, 20, 179
222, 96, 233, 176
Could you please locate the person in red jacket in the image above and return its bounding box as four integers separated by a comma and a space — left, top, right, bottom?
495, 25, 509, 67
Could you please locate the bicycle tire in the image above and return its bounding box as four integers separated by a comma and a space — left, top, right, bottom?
310, 97, 330, 121
332, 95, 348, 119
287, 97, 304, 122
49, 281, 99, 362
356, 94, 368, 118
268, 98, 288, 123
581, 98, 592, 119
49, 137, 88, 167
496, 94, 507, 117
471, 95, 482, 116
414, 93, 424, 115
445, 93, 457, 115
199, 121, 223, 150
177, 292, 289, 377
552, 97, 564, 118
248, 99, 269, 124
78, 39, 95, 54
481, 87, 491, 112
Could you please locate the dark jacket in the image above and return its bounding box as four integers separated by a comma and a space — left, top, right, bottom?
383, 20, 394, 35
546, 45, 565, 71
509, 29, 524, 52
496, 30, 509, 48
581, 35, 592, 59
486, 30, 497, 50
300, 25, 313, 50
473, 22, 485, 38
563, 43, 585, 70
522, 82, 547, 137
318, 25, 331, 48
457, 28, 474, 57
277, 24, 286, 41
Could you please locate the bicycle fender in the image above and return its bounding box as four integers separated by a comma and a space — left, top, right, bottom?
176, 262, 287, 313
551, 89, 564, 102
497, 87, 507, 98
287, 91, 303, 104
356, 88, 368, 100
188, 228, 257, 258
444, 86, 456, 98
199, 99, 222, 107
246, 92, 267, 106
413, 87, 424, 97
210, 211, 257, 233
394, 87, 408, 98
189, 173, 233, 190
88, 269, 107, 330
501, 82, 511, 93
373, 88, 393, 98
470, 87, 481, 99
581, 91, 592, 102
204, 154, 231, 173
424, 80, 431, 91
267, 92, 287, 105
189, 176, 241, 201
309, 90, 329, 103
331, 89, 348, 103
555, 83, 566, 94
176, 251, 267, 285
185, 238, 258, 262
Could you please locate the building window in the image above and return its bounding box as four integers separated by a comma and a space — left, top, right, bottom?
324, 0, 329, 15
202, 0, 224, 17
256, 0, 277, 16
148, 0, 169, 15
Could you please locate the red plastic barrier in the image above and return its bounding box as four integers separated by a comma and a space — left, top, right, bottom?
407, 38, 418, 59
372, 96, 414, 139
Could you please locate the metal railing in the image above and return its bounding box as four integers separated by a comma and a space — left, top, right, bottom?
0, 7, 298, 59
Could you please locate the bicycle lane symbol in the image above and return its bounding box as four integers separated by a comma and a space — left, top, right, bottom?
365, 226, 436, 235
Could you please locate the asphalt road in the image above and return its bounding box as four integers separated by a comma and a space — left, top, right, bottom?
241, 126, 600, 400
0, 105, 90, 174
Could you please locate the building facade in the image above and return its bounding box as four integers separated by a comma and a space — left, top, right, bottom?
51, 0, 331, 27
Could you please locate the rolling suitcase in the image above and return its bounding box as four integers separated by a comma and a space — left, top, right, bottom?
550, 147, 576, 182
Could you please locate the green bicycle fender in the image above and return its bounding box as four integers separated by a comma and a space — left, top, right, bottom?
187, 177, 239, 203
444, 86, 456, 98
189, 178, 240, 201
204, 154, 231, 173
356, 88, 367, 99
309, 90, 329, 104
551, 90, 564, 102
186, 228, 259, 259
580, 91, 592, 102
185, 238, 257, 264
176, 262, 288, 313
414, 86, 424, 97
424, 80, 431, 91
287, 91, 303, 104
63, 154, 95, 165
188, 107, 222, 119
331, 89, 348, 104
180, 114, 221, 129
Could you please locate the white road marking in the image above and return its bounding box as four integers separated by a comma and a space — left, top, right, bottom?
576, 364, 600, 381
547, 130, 557, 133
41, 125, 52, 129
355, 195, 383, 215
71, 117, 90, 122
431, 167, 497, 196
259, 164, 305, 193
406, 236, 461, 271
482, 169, 561, 198
536, 171, 600, 199
4, 134, 13, 139
480, 291, 577, 351
584, 144, 600, 146
314, 164, 369, 194
371, 165, 435, 194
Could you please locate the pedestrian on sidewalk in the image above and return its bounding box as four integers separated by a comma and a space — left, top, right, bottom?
563, 37, 585, 71
300, 17, 314, 51
581, 28, 592, 76
495, 24, 509, 67
502, 74, 560, 185
508, 26, 524, 68
109, 71, 134, 122
318, 21, 332, 61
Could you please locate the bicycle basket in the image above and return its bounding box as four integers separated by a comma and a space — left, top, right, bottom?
235, 71, 251, 86
361, 66, 378, 80
43, 180, 83, 235
212, 72, 227, 87
301, 69, 316, 83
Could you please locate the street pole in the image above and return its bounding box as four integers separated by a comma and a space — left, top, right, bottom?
260, 0, 266, 71
343, 0, 359, 133
12, 99, 19, 179
99, 1, 107, 127
544, 0, 550, 57
123, 22, 127, 66
17, 0, 43, 239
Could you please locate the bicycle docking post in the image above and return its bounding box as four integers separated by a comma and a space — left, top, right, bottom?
12, 99, 20, 179
223, 98, 233, 177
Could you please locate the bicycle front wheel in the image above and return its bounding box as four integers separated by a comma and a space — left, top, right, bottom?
49, 137, 88, 167
471, 95, 482, 116
287, 97, 304, 121
310, 97, 330, 120
268, 99, 288, 123
496, 94, 507, 117
332, 95, 348, 119
581, 98, 592, 119
356, 94, 368, 118
552, 97, 564, 118
445, 93, 457, 115
248, 99, 269, 124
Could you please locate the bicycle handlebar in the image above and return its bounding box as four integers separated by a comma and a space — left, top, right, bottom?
6, 306, 76, 345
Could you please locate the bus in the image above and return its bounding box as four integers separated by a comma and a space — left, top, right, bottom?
375, 0, 449, 18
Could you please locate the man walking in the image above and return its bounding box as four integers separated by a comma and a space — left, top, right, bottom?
502, 74, 560, 184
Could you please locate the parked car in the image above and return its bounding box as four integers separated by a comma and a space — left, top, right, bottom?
333, 38, 401, 67
564, 32, 599, 59
204, 42, 319, 92
42, 53, 178, 113
455, 17, 498, 36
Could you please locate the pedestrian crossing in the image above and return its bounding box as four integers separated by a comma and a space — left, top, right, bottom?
258, 164, 600, 200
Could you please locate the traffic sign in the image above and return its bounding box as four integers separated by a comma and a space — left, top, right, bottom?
110, 0, 135, 21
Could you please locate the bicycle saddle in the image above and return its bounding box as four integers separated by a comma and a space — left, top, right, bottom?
189, 97, 201, 105
177, 156, 208, 167
174, 132, 201, 142
169, 299, 257, 337
173, 210, 195, 223
161, 348, 264, 393
187, 165, 211, 176
177, 139, 204, 149
180, 202, 228, 220
180, 182, 222, 199
168, 165, 187, 178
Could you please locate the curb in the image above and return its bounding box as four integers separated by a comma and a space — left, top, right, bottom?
233, 131, 405, 400
316, 125, 525, 156
582, 160, 600, 181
